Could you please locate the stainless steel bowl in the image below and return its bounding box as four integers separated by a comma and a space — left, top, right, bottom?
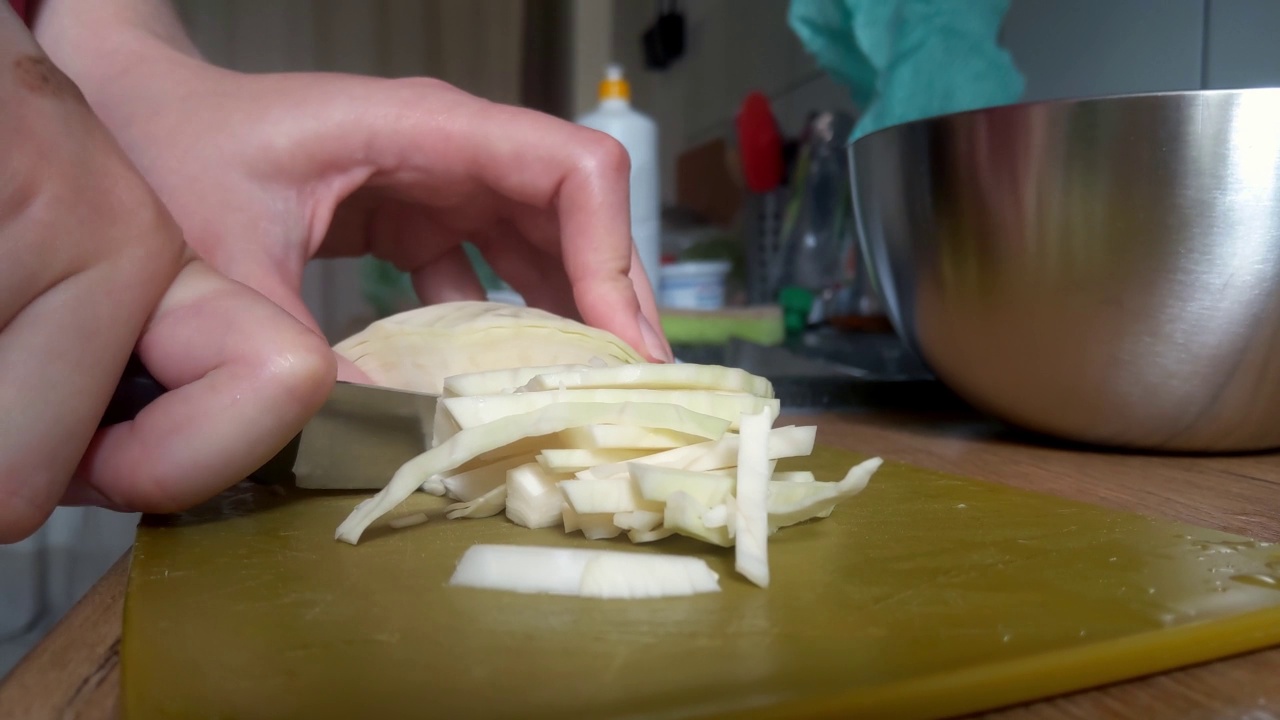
850, 88, 1280, 452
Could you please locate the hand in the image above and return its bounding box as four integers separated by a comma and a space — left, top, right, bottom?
35, 11, 673, 379
0, 16, 334, 542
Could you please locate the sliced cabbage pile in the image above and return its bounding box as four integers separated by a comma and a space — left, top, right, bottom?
334, 360, 882, 596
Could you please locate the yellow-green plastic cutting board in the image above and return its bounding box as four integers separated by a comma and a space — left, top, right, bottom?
121, 446, 1280, 720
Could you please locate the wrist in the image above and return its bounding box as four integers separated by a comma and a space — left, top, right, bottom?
31, 0, 206, 107
30, 0, 218, 138
32, 0, 201, 61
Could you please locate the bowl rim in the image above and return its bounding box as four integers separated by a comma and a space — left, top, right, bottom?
847, 85, 1280, 148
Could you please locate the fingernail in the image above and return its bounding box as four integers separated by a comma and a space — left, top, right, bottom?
637, 311, 674, 363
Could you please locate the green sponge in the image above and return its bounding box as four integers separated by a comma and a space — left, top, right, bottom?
659, 306, 785, 347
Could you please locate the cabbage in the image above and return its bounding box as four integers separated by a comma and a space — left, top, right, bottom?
332, 336, 883, 595
449, 545, 721, 599
334, 301, 645, 395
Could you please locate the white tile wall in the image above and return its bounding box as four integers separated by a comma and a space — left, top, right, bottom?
1204, 0, 1280, 89
1000, 0, 1207, 102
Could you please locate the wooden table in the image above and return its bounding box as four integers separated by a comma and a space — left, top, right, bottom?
3, 396, 1279, 720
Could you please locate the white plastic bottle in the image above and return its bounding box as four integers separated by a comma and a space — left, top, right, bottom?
575, 63, 662, 296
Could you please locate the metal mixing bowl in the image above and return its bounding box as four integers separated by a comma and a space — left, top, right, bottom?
849, 88, 1280, 452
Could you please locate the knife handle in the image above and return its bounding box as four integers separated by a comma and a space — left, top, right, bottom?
100, 354, 301, 485
100, 354, 167, 427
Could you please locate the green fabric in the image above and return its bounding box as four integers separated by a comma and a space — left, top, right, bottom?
788, 0, 1025, 141
462, 243, 504, 291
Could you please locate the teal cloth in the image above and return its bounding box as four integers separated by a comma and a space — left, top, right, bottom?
360, 243, 505, 320
788, 0, 1025, 141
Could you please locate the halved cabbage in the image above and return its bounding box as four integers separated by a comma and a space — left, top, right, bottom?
334, 302, 644, 396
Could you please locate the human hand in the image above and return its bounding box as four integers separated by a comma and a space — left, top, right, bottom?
0, 14, 335, 542
36, 13, 673, 379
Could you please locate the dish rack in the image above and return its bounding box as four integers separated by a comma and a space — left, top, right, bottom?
740, 184, 887, 331
742, 189, 788, 305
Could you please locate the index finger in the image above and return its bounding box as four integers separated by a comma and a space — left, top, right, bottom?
324, 78, 671, 361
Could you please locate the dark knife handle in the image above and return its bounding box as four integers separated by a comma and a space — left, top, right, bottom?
100, 354, 301, 485
100, 354, 167, 427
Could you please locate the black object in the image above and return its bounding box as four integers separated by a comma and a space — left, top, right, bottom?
642, 0, 685, 71
101, 354, 300, 485
100, 353, 167, 427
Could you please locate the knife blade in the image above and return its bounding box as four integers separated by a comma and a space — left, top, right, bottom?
101, 354, 439, 489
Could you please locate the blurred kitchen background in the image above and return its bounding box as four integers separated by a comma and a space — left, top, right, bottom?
5, 0, 1280, 679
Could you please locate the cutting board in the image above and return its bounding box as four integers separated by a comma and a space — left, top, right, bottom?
121, 446, 1280, 720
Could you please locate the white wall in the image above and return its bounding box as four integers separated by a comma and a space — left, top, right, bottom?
569, 0, 614, 116
612, 0, 851, 206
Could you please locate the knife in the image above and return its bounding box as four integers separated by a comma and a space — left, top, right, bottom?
101, 354, 439, 489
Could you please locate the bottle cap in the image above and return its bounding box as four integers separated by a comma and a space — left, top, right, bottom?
599, 63, 630, 101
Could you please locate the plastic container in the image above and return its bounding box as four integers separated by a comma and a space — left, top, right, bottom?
659, 260, 732, 310
574, 63, 661, 293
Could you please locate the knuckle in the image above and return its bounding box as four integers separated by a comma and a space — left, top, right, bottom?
253, 329, 339, 415
391, 76, 459, 97
577, 131, 631, 180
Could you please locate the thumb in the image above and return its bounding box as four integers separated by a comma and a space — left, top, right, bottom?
68, 260, 338, 513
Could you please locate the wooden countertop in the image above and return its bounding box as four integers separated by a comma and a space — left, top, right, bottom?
3, 397, 1279, 720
